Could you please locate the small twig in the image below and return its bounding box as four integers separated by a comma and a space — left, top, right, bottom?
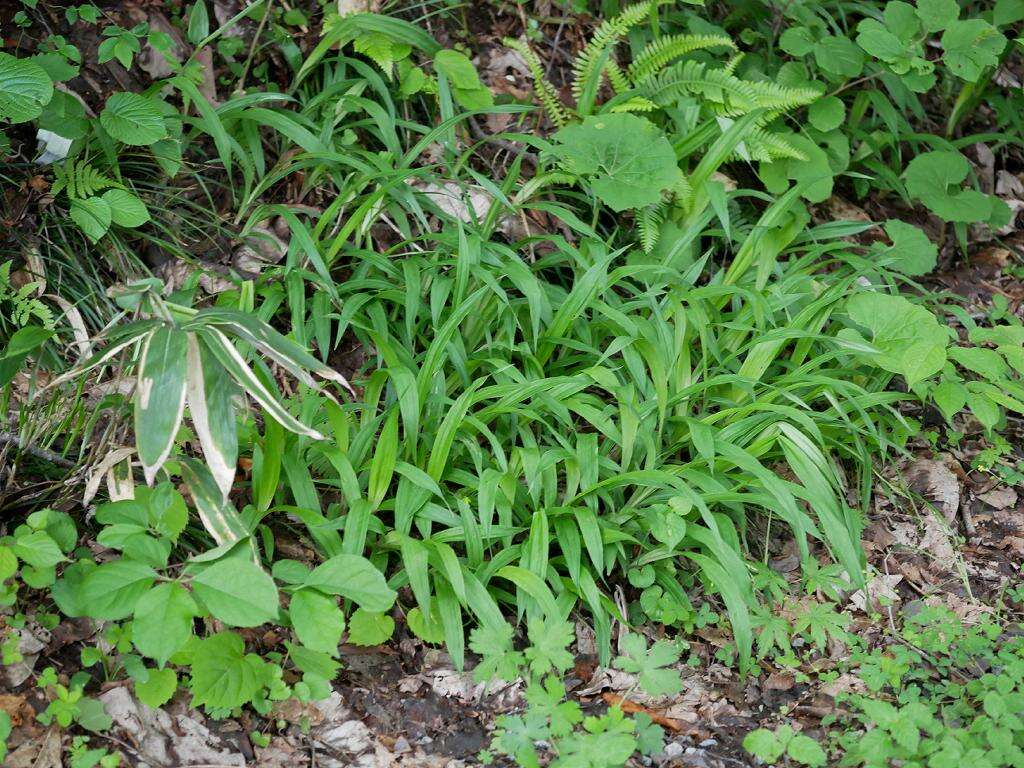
0, 430, 75, 468
235, 0, 275, 95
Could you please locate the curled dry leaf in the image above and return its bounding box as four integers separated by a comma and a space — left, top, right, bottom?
906, 457, 961, 521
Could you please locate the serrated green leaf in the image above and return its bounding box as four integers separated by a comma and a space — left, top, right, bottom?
303, 554, 396, 612
135, 667, 178, 708
289, 587, 345, 654
192, 559, 279, 627
69, 197, 112, 243
102, 188, 150, 228
345, 608, 395, 646
0, 52, 53, 123
133, 582, 197, 666
100, 92, 167, 145
81, 560, 157, 620
551, 114, 683, 212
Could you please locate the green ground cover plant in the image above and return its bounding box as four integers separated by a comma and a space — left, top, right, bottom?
1, 0, 1023, 765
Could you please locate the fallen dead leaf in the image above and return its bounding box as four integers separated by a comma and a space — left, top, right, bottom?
100, 687, 245, 767
0, 693, 33, 726
763, 671, 795, 692
602, 693, 696, 733
848, 574, 902, 613
979, 486, 1018, 510
907, 457, 961, 521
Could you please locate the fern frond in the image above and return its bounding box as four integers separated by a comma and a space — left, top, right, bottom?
571, 1, 655, 105
641, 60, 818, 118
606, 97, 658, 113
604, 59, 631, 95
672, 172, 693, 211
0, 261, 54, 329
722, 53, 744, 76
740, 127, 809, 162
51, 158, 121, 200
504, 37, 571, 128
638, 201, 666, 253
627, 34, 736, 83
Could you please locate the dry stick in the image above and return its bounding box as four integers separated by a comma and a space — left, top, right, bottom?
235, 0, 275, 95
0, 430, 75, 468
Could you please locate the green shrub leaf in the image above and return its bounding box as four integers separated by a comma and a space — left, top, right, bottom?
0, 52, 53, 123
550, 114, 683, 211
99, 92, 167, 145
191, 559, 280, 627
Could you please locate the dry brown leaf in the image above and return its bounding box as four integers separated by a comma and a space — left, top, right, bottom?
907, 457, 961, 521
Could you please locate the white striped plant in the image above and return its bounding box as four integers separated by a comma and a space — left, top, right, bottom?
52, 283, 351, 542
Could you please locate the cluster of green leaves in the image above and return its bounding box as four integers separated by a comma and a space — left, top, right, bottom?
472, 615, 680, 767
709, 0, 1023, 227
2, 2, 1023, 756
45, 480, 395, 714
834, 603, 1024, 767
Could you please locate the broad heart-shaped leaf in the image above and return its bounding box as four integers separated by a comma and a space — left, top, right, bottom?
917, 0, 960, 32
132, 581, 198, 666
186, 334, 240, 500
303, 554, 397, 613
874, 220, 937, 276
846, 292, 948, 386
759, 133, 834, 203
289, 587, 345, 654
941, 19, 1007, 82
0, 53, 53, 123
99, 92, 167, 146
903, 150, 998, 224
345, 608, 395, 646
12, 530, 63, 570
135, 667, 177, 708
188, 632, 269, 711
80, 560, 157, 620
191, 559, 279, 627
550, 113, 683, 212
136, 325, 188, 485
101, 188, 150, 227
69, 197, 112, 243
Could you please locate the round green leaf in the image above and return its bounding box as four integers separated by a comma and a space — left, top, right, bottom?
346, 609, 395, 646
192, 559, 280, 627
787, 734, 827, 767
808, 96, 845, 132
289, 588, 345, 654
132, 581, 198, 667
99, 92, 167, 146
102, 188, 151, 228
135, 667, 178, 709
0, 52, 53, 123
69, 197, 112, 243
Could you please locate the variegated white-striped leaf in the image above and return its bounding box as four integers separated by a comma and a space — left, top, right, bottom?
186, 308, 353, 395
186, 333, 240, 501
195, 326, 324, 439
178, 457, 252, 550
136, 324, 188, 485
42, 319, 160, 390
